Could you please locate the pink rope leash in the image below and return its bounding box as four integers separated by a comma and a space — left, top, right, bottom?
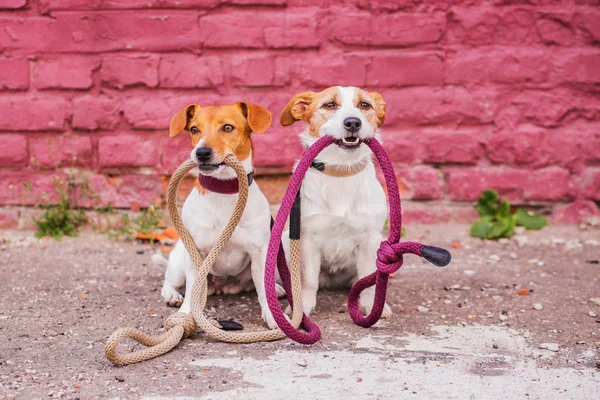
264, 136, 451, 344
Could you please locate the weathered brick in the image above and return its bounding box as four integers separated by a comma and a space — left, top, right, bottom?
541, 126, 600, 172
101, 55, 159, 89
200, 10, 320, 49
394, 165, 445, 200
30, 135, 93, 169
507, 89, 600, 128
368, 53, 443, 87
33, 56, 99, 89
77, 173, 162, 208
448, 168, 529, 202
0, 95, 70, 131
294, 54, 368, 87
0, 0, 27, 9
264, 10, 321, 49
535, 16, 576, 46
423, 129, 483, 165
0, 171, 66, 206
231, 55, 289, 87
0, 59, 29, 90
447, 7, 537, 46
159, 55, 223, 88
551, 200, 599, 224
0, 134, 28, 167
161, 135, 193, 173
556, 50, 600, 84
574, 9, 600, 44
486, 130, 543, 167
253, 128, 304, 169
329, 11, 444, 46
383, 87, 496, 126
0, 12, 203, 53
523, 166, 572, 201
575, 168, 600, 200
39, 0, 222, 12
379, 130, 425, 165
123, 93, 222, 130
445, 49, 552, 85
98, 133, 160, 167
401, 201, 479, 224
72, 95, 122, 130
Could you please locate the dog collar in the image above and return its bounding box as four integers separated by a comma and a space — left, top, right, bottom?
310, 159, 368, 178
199, 171, 254, 194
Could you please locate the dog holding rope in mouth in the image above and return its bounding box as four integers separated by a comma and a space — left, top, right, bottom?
158, 101, 282, 329
280, 86, 391, 318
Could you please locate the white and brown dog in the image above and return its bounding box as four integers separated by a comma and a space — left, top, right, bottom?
280, 86, 391, 318
160, 101, 280, 328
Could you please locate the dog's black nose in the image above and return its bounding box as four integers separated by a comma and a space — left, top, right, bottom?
195, 146, 213, 161
343, 117, 362, 133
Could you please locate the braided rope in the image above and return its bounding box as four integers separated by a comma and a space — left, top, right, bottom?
266, 136, 451, 342
105, 156, 305, 365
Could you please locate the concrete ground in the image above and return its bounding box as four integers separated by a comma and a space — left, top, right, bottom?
1, 224, 599, 399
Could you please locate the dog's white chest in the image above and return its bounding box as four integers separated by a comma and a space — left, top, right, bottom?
181, 186, 270, 276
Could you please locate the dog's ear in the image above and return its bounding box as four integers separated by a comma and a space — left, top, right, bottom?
280, 91, 316, 126
368, 92, 386, 126
237, 102, 272, 134
170, 104, 200, 137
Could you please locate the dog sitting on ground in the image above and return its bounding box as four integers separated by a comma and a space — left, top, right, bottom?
159, 101, 280, 328
280, 86, 392, 318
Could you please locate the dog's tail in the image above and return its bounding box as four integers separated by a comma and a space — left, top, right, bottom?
151, 252, 169, 268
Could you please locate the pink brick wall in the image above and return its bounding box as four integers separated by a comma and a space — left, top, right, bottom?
0, 0, 599, 222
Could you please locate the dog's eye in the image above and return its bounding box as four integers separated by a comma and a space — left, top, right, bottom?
222, 124, 234, 133
322, 102, 337, 110
190, 126, 199, 134
359, 102, 372, 110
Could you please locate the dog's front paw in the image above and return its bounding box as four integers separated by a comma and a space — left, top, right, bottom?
161, 285, 183, 307
359, 293, 392, 319
381, 302, 393, 319
276, 284, 286, 298
261, 308, 278, 330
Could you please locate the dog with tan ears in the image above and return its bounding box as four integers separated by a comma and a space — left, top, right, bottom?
280, 86, 392, 318
160, 101, 281, 328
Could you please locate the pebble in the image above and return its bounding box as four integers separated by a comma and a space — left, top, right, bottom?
509, 252, 518, 259
533, 303, 543, 311
492, 344, 499, 349
296, 359, 308, 367
539, 343, 559, 352
489, 255, 500, 262
565, 239, 582, 251
463, 270, 476, 276
417, 306, 429, 313
551, 238, 566, 246
589, 311, 598, 318
584, 239, 599, 247
499, 314, 508, 321
498, 238, 510, 245
514, 235, 528, 247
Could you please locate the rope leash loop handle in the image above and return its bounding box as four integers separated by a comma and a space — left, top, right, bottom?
264, 136, 337, 344
106, 156, 307, 366
346, 138, 451, 327
170, 155, 306, 344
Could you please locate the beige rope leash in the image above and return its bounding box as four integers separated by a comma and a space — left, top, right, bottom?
105, 156, 304, 366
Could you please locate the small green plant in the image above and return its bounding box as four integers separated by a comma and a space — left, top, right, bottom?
31, 176, 88, 240
133, 205, 163, 235
470, 189, 548, 240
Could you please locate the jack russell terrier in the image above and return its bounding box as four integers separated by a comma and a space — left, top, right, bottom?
280, 86, 392, 318
160, 101, 280, 329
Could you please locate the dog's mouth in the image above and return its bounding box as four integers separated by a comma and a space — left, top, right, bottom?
198, 162, 224, 174
336, 136, 362, 151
